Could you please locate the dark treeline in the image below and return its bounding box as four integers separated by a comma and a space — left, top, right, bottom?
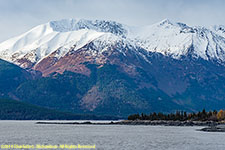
128, 109, 225, 121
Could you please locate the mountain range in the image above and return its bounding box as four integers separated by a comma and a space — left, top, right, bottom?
0, 19, 225, 117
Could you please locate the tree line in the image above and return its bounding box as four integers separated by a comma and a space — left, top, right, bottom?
128, 109, 225, 121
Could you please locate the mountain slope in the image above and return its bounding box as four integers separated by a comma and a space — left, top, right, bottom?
0, 19, 225, 116
0, 98, 115, 120
15, 64, 183, 116
0, 59, 32, 98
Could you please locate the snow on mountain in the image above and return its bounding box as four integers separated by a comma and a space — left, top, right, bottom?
127, 19, 194, 59
0, 24, 103, 65
0, 19, 130, 67
0, 18, 225, 69
128, 19, 225, 61
211, 25, 225, 37
50, 19, 128, 36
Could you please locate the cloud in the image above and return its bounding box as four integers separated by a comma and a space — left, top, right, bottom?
0, 0, 224, 42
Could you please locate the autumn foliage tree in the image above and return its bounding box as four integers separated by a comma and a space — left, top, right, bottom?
217, 110, 225, 120
128, 109, 225, 121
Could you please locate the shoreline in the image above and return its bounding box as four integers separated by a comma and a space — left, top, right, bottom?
36, 120, 224, 126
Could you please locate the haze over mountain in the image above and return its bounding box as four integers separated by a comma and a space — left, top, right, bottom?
0, 19, 225, 116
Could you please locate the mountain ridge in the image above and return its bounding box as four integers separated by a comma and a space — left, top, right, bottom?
0, 19, 225, 75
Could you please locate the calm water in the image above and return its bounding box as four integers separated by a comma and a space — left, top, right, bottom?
0, 121, 224, 150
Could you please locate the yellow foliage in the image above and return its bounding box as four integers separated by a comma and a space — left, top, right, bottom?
217, 110, 225, 120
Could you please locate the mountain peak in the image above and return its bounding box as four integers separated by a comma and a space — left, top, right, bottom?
155, 19, 192, 29
157, 19, 174, 26
49, 18, 128, 37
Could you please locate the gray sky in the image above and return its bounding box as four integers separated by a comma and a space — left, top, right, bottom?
0, 0, 225, 42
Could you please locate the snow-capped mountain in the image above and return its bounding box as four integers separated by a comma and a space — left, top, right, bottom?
2, 19, 225, 115
130, 19, 225, 61
0, 19, 131, 70
0, 18, 225, 75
